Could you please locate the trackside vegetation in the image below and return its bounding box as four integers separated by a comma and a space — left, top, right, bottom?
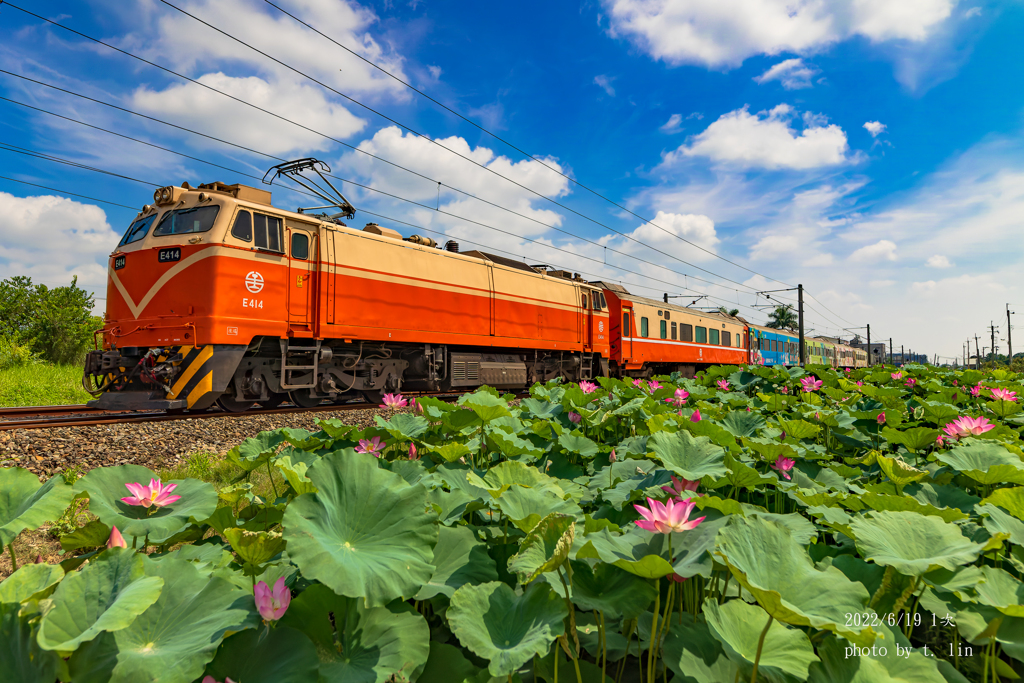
2, 362, 1024, 683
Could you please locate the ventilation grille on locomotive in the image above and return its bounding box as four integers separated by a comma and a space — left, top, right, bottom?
452, 360, 480, 381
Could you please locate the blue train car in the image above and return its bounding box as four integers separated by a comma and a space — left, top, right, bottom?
749, 325, 799, 366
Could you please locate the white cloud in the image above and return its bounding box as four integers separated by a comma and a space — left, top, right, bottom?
849, 239, 898, 262
803, 253, 834, 266
594, 75, 616, 96
665, 104, 849, 170
869, 279, 896, 287
427, 65, 442, 79
616, 211, 720, 261
602, 0, 955, 68
754, 58, 818, 89
686, 112, 705, 120
965, 7, 982, 18
926, 254, 953, 268
0, 193, 118, 292
660, 114, 683, 133
863, 121, 887, 137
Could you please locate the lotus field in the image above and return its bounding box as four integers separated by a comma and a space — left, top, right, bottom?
4, 363, 1024, 683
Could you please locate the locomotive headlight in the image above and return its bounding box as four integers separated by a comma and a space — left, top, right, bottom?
153, 187, 174, 205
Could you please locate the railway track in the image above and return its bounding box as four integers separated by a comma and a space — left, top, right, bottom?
0, 391, 518, 432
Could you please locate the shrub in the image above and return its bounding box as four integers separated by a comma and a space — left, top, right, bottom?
0, 275, 100, 365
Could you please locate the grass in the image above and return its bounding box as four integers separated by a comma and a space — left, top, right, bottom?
0, 363, 94, 407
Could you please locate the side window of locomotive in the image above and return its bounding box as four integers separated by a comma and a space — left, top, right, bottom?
660, 320, 667, 339
253, 214, 284, 252
231, 211, 252, 242
623, 313, 630, 335
723, 331, 732, 347
695, 326, 707, 343
582, 295, 588, 310
640, 317, 649, 337
292, 233, 309, 260
118, 213, 158, 246
153, 205, 220, 236
671, 322, 677, 340
710, 329, 720, 345
681, 324, 693, 342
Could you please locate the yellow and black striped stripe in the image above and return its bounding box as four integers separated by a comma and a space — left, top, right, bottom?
165, 345, 215, 408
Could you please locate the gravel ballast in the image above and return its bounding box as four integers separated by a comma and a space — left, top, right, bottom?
0, 407, 388, 477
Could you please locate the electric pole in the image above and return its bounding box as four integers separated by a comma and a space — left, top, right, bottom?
901, 345, 904, 365
1009, 304, 1014, 362
975, 335, 981, 370
991, 322, 998, 364
798, 284, 805, 367
866, 323, 871, 368
889, 338, 893, 365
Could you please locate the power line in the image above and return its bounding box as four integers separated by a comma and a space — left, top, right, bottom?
2, 2, 771, 298
260, 0, 793, 289
0, 140, 158, 186
0, 175, 137, 209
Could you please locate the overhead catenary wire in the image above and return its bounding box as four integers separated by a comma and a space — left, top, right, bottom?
0, 174, 137, 209
2, 2, 773, 299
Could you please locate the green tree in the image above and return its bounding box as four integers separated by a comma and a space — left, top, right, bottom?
718, 306, 740, 317
765, 305, 798, 331
0, 276, 100, 365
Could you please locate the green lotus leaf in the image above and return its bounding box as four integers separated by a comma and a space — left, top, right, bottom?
875, 455, 928, 486
415, 525, 498, 599
923, 402, 960, 426
0, 468, 75, 546
664, 617, 740, 682
0, 602, 61, 683
448, 581, 567, 677
275, 456, 317, 495
217, 482, 255, 507
906, 482, 980, 514
417, 641, 483, 683
558, 433, 599, 458
745, 511, 817, 546
978, 504, 1024, 546
317, 418, 358, 439
0, 563, 63, 603
467, 461, 564, 497
777, 418, 821, 440
680, 419, 743, 452
858, 493, 968, 523
575, 527, 674, 579
973, 566, 1024, 617
426, 487, 478, 525
487, 429, 544, 459
283, 450, 438, 607
981, 487, 1024, 520
881, 427, 941, 452
715, 516, 874, 644
374, 412, 430, 440
462, 391, 512, 422
226, 429, 286, 471
521, 397, 563, 420
37, 547, 163, 652
222, 528, 286, 567
724, 455, 776, 489
936, 442, 1024, 485
278, 583, 430, 683
721, 411, 767, 438
60, 520, 112, 552
850, 511, 985, 576
107, 555, 250, 683
647, 430, 728, 481
565, 560, 657, 620
428, 442, 472, 463
704, 598, 819, 681
671, 514, 732, 578
807, 625, 947, 683
203, 626, 319, 683
990, 399, 1023, 417
74, 465, 217, 544
507, 512, 575, 584
495, 484, 582, 532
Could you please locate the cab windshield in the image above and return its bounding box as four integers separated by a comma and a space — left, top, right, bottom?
118, 213, 158, 246
152, 206, 220, 236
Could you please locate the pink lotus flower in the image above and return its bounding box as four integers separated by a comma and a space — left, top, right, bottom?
609, 449, 617, 462
633, 497, 706, 534
905, 378, 916, 387
667, 573, 688, 583
662, 475, 699, 498
856, 381, 863, 387
771, 456, 795, 480
800, 377, 822, 393
647, 380, 662, 393
814, 412, 821, 421
408, 443, 419, 460
355, 436, 385, 456
746, 407, 751, 412
780, 386, 789, 394
568, 411, 582, 424
891, 372, 902, 380
626, 378, 638, 387
254, 576, 291, 621
936, 434, 946, 447
380, 393, 408, 409
107, 526, 127, 549
876, 413, 886, 425
779, 431, 787, 441
665, 388, 689, 408
990, 387, 1018, 402
579, 380, 599, 394
942, 421, 963, 439
121, 479, 180, 508
970, 384, 982, 397
202, 677, 237, 683
953, 380, 958, 386
411, 398, 422, 414
716, 380, 730, 391
946, 415, 995, 437
690, 409, 702, 422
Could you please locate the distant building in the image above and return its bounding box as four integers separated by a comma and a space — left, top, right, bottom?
850, 341, 888, 365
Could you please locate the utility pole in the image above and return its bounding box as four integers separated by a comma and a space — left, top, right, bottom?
901, 345, 904, 365
889, 338, 893, 365
866, 323, 871, 368
798, 284, 805, 367
991, 321, 998, 364
975, 335, 981, 370
1009, 304, 1014, 362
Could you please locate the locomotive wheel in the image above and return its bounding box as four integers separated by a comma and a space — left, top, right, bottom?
361, 389, 383, 405
289, 388, 324, 409
259, 393, 287, 409
217, 392, 257, 413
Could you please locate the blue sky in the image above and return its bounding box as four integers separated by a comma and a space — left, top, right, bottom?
1, 0, 1022, 361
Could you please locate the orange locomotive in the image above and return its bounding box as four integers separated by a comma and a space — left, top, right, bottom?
84, 161, 751, 412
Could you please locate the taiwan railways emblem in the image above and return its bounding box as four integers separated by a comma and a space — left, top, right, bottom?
598, 320, 605, 332
245, 271, 264, 293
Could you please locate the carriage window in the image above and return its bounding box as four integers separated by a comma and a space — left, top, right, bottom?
695, 326, 707, 343
231, 211, 252, 242
671, 322, 677, 340
640, 317, 649, 337
582, 295, 588, 310
153, 205, 220, 236
681, 324, 693, 342
660, 320, 667, 339
736, 334, 741, 348
723, 331, 731, 347
598, 292, 607, 309
664, 310, 670, 320
291, 232, 309, 260
254, 214, 283, 252
710, 329, 720, 345
623, 313, 630, 336
119, 213, 158, 246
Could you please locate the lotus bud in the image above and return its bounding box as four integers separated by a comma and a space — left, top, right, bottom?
690, 409, 702, 422
254, 577, 291, 622
609, 449, 617, 462
408, 443, 418, 460
876, 413, 886, 425
107, 526, 127, 549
